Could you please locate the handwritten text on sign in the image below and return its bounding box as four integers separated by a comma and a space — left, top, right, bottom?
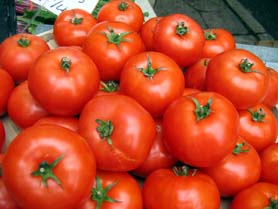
30, 0, 99, 15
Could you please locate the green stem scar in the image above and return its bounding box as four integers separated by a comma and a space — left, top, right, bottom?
137, 55, 165, 79
102, 26, 131, 48
176, 22, 188, 36
96, 119, 114, 145
192, 97, 213, 121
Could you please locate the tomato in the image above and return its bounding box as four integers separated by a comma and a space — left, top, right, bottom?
184, 58, 210, 91
0, 33, 49, 83
142, 166, 220, 209
0, 68, 14, 116
0, 120, 5, 152
201, 28, 236, 58
140, 16, 163, 51
33, 116, 79, 132
97, 0, 144, 32
119, 51, 185, 117
238, 103, 277, 152
79, 171, 143, 209
206, 48, 269, 110
162, 91, 239, 167
182, 87, 201, 96
201, 137, 261, 197
262, 67, 278, 108
78, 94, 156, 171
132, 119, 177, 178
2, 124, 96, 209
153, 13, 205, 67
7, 81, 49, 129
230, 182, 278, 209
260, 143, 278, 184
53, 8, 97, 47
28, 47, 100, 116
83, 21, 146, 81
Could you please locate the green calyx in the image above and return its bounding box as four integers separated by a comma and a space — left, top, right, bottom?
118, 1, 128, 11
137, 55, 165, 79
17, 36, 31, 47
176, 22, 188, 36
239, 59, 263, 74
192, 97, 212, 121
232, 142, 250, 155
31, 155, 64, 188
204, 30, 217, 40
60, 57, 72, 73
102, 26, 131, 48
173, 165, 197, 176
71, 16, 83, 25
92, 176, 120, 209
96, 119, 114, 145
100, 81, 119, 93
248, 108, 266, 122
264, 197, 278, 209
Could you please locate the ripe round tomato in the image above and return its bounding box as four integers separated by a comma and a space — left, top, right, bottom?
206, 48, 269, 110
119, 51, 185, 117
0, 68, 14, 116
97, 0, 144, 32
162, 91, 239, 167
201, 28, 236, 58
7, 81, 49, 129
53, 8, 97, 47
0, 120, 5, 151
2, 124, 96, 209
262, 67, 278, 108
78, 94, 156, 171
153, 13, 205, 67
142, 166, 220, 209
238, 103, 277, 152
201, 137, 261, 197
260, 143, 278, 184
79, 171, 143, 209
83, 21, 145, 81
230, 182, 278, 209
0, 33, 49, 83
28, 47, 100, 116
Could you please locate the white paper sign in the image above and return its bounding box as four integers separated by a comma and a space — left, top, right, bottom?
30, 0, 99, 15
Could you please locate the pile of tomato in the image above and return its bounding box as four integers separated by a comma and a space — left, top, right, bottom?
0, 0, 278, 208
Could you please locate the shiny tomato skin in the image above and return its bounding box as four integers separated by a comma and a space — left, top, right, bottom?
7, 81, 49, 129
79, 171, 143, 209
162, 91, 239, 167
28, 47, 100, 116
53, 8, 97, 47
153, 13, 205, 67
142, 168, 220, 209
260, 143, 278, 184
0, 33, 49, 83
97, 0, 144, 32
119, 51, 185, 117
201, 28, 236, 58
238, 103, 277, 152
201, 137, 261, 197
78, 94, 156, 171
206, 48, 269, 110
0, 69, 14, 116
262, 67, 278, 108
0, 120, 5, 152
83, 21, 145, 81
230, 182, 278, 209
2, 124, 96, 209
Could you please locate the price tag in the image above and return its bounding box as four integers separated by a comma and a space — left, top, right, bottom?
30, 0, 99, 15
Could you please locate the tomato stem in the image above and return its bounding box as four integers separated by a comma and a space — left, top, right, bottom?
118, 1, 128, 11
96, 119, 114, 145
136, 55, 165, 79
71, 16, 83, 25
61, 57, 72, 73
176, 22, 188, 36
173, 165, 197, 176
232, 142, 250, 155
17, 36, 31, 47
239, 59, 263, 74
265, 197, 278, 209
192, 97, 212, 121
102, 26, 131, 48
91, 176, 120, 209
204, 30, 217, 40
31, 155, 64, 188
248, 108, 266, 122
100, 81, 119, 93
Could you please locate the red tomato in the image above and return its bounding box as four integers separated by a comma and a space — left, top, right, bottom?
2, 124, 96, 209
201, 28, 236, 58
142, 166, 220, 209
97, 0, 144, 32
0, 68, 14, 116
83, 21, 146, 81
7, 81, 49, 129
162, 91, 239, 167
132, 119, 177, 178
206, 48, 269, 110
260, 143, 278, 184
0, 33, 49, 83
140, 16, 163, 51
184, 58, 210, 91
79, 171, 143, 209
201, 137, 261, 197
53, 8, 97, 47
78, 94, 156, 171
0, 120, 5, 151
238, 103, 277, 152
119, 51, 185, 117
153, 13, 205, 67
28, 47, 100, 116
230, 182, 278, 209
262, 67, 278, 108
182, 87, 201, 96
